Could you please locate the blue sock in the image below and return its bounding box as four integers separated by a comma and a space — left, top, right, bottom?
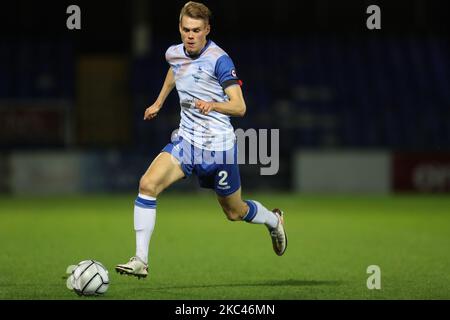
243, 200, 258, 222
242, 200, 278, 228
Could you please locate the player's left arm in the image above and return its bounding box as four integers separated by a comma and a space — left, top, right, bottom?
195, 85, 246, 117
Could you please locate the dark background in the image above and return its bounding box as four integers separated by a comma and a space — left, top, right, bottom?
2, 1, 449, 51
1, 0, 449, 193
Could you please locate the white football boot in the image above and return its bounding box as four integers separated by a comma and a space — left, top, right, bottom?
269, 209, 287, 256
115, 256, 148, 279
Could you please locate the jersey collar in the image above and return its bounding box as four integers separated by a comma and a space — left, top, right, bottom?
183, 39, 212, 59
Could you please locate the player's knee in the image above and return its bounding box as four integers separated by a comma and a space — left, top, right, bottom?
139, 176, 161, 197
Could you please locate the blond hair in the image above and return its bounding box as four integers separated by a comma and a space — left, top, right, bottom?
179, 1, 212, 24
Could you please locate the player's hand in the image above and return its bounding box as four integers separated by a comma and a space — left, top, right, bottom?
144, 103, 161, 120
195, 100, 215, 115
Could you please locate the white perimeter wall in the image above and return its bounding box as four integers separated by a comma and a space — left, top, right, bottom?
10, 151, 84, 195
293, 150, 391, 193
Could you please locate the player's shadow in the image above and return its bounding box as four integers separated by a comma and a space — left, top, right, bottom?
151, 279, 342, 291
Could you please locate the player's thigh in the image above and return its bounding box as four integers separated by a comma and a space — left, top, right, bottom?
216, 187, 248, 217
141, 152, 185, 192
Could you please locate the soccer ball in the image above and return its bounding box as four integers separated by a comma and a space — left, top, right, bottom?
66, 260, 109, 296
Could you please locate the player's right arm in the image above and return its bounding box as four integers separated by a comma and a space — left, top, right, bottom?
144, 67, 175, 120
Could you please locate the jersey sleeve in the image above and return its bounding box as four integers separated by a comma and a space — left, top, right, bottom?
165, 47, 170, 63
214, 54, 242, 89
165, 45, 177, 64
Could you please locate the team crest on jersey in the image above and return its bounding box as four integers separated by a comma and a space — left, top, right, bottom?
231, 69, 237, 78
192, 66, 204, 83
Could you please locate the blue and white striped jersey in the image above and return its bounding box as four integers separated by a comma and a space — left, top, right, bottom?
166, 40, 241, 151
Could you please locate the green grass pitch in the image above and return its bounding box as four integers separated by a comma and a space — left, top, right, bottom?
0, 193, 449, 299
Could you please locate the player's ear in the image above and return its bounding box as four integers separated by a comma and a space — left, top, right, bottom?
205, 23, 210, 36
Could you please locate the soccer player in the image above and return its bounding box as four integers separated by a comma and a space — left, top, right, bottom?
115, 1, 287, 278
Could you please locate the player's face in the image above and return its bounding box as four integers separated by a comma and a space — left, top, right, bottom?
179, 16, 210, 56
